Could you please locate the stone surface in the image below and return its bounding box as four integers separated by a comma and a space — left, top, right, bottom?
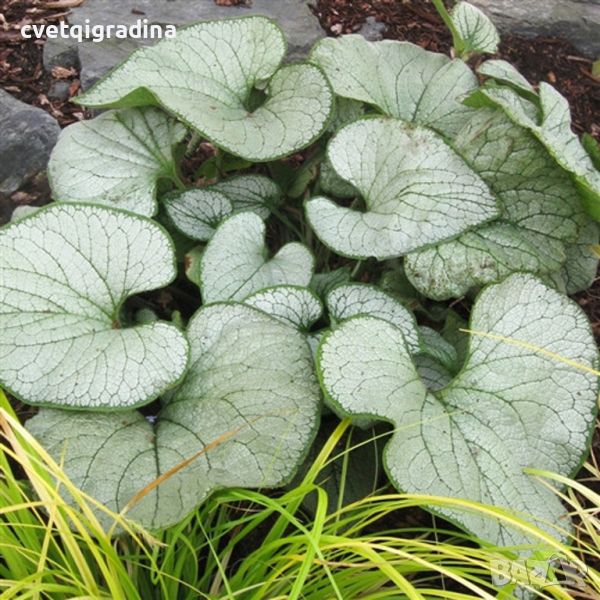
48, 80, 71, 101
0, 89, 60, 195
78, 38, 151, 90
43, 36, 80, 71
44, 0, 325, 90
470, 0, 600, 57
358, 16, 386, 41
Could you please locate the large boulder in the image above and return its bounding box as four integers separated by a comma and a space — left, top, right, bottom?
470, 0, 600, 57
0, 89, 60, 195
44, 0, 325, 90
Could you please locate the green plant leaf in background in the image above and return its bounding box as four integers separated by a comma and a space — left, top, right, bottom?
319, 98, 363, 199
165, 175, 281, 241
413, 354, 454, 392
417, 326, 459, 374
200, 212, 314, 303
326, 283, 420, 354
165, 189, 233, 242
474, 83, 600, 219
414, 327, 459, 392
244, 285, 323, 331
477, 60, 535, 97
212, 175, 281, 220
0, 204, 189, 410
450, 1, 500, 55
76, 17, 333, 162
545, 221, 600, 294
405, 109, 591, 300
306, 118, 498, 260
310, 267, 352, 299
311, 35, 478, 138
27, 303, 321, 529
48, 107, 186, 217
318, 157, 358, 200
583, 133, 600, 171
317, 274, 599, 545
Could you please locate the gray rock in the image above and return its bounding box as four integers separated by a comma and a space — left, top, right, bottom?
0, 90, 60, 195
43, 36, 80, 71
358, 16, 386, 42
44, 0, 325, 91
48, 80, 71, 101
470, 0, 600, 57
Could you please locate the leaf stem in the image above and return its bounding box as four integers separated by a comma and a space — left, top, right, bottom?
431, 0, 466, 56
185, 132, 201, 156
351, 260, 364, 279
170, 169, 187, 191
272, 207, 305, 243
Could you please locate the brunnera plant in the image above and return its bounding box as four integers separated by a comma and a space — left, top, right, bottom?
1, 9, 599, 545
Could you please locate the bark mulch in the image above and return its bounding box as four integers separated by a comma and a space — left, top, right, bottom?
0, 0, 85, 127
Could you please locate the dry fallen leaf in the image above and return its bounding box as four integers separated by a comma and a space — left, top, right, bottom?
215, 0, 252, 5
42, 0, 84, 9
10, 191, 34, 205
68, 79, 80, 95
52, 65, 76, 79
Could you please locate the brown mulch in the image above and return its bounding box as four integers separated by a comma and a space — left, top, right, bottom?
1, 0, 598, 140
311, 0, 600, 142
0, 0, 84, 127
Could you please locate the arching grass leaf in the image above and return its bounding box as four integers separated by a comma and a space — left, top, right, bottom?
290, 419, 384, 516
405, 109, 589, 299
200, 212, 314, 303
311, 35, 478, 138
0, 203, 189, 410
306, 118, 498, 260
76, 17, 333, 162
317, 274, 599, 545
451, 2, 500, 55
244, 285, 323, 331
27, 303, 321, 530
48, 108, 186, 217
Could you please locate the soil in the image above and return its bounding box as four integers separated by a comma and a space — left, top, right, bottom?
0, 0, 85, 127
